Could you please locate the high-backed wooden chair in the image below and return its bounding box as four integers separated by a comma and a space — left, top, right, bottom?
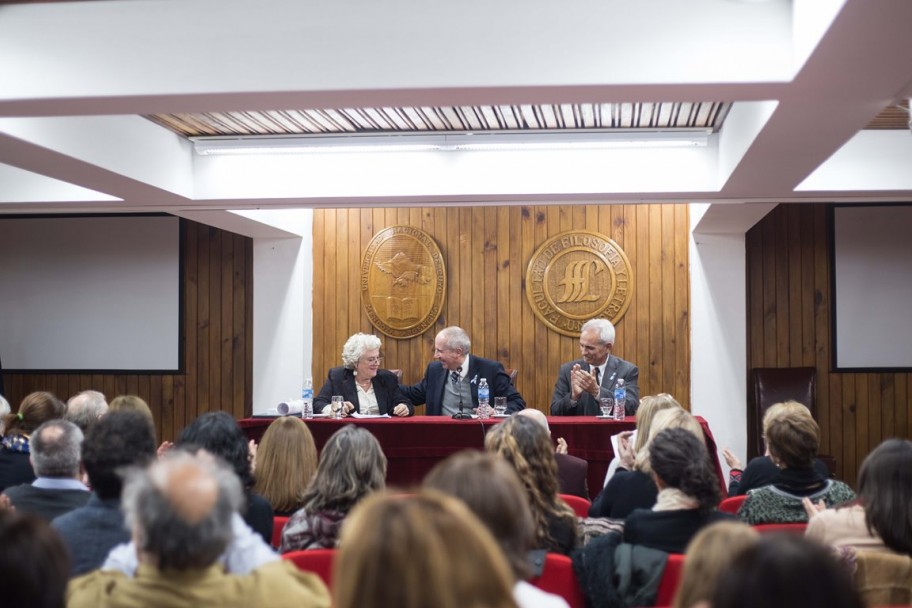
389, 368, 403, 382
506, 368, 518, 385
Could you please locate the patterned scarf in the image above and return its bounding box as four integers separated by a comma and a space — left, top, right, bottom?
1, 434, 30, 454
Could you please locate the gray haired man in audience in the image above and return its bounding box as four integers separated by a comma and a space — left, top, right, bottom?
65, 390, 108, 433
1, 419, 90, 520
68, 451, 330, 608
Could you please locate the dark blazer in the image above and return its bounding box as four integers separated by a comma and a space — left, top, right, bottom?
314, 367, 414, 416
2, 483, 90, 521
550, 355, 640, 416
403, 355, 525, 416
588, 469, 657, 520
624, 508, 735, 554
556, 453, 589, 500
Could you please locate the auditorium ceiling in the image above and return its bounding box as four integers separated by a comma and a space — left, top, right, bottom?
1, 0, 912, 233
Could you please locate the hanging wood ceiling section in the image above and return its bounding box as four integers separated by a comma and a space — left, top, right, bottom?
146, 102, 734, 137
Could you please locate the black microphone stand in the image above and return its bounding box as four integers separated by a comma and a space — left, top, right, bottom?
451, 367, 471, 419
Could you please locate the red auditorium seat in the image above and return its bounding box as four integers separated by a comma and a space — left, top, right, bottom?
271, 515, 289, 550
529, 553, 586, 608
282, 549, 336, 590
559, 493, 592, 517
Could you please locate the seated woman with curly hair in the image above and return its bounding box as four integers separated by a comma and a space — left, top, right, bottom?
485, 415, 578, 555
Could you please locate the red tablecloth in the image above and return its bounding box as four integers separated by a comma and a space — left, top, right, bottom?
239, 415, 724, 499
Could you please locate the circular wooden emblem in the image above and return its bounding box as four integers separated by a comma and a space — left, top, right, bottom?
362, 226, 446, 339
525, 230, 633, 337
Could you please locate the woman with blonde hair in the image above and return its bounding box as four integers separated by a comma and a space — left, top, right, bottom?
722, 400, 830, 496
335, 491, 518, 608
485, 415, 579, 555
602, 393, 682, 485
672, 521, 759, 608
589, 407, 705, 519
252, 416, 318, 516
280, 425, 386, 552
0, 391, 66, 492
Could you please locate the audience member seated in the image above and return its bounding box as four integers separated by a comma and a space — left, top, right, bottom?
52, 411, 157, 576
314, 333, 413, 417
805, 437, 912, 554
602, 393, 682, 486
2, 420, 90, 520
178, 412, 274, 543
517, 408, 589, 500
108, 395, 155, 431
424, 450, 571, 608
0, 395, 10, 435
485, 415, 579, 555
0, 391, 66, 492
711, 534, 864, 608
723, 400, 830, 496
252, 416, 318, 516
281, 425, 386, 552
403, 325, 526, 416
64, 390, 108, 433
334, 490, 517, 608
738, 409, 855, 525
624, 428, 732, 554
67, 451, 331, 608
589, 407, 702, 520
0, 510, 70, 608
672, 521, 759, 608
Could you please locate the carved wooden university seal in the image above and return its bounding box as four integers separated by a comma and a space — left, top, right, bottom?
362, 226, 446, 339
525, 230, 633, 337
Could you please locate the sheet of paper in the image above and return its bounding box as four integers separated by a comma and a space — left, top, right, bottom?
350, 412, 391, 419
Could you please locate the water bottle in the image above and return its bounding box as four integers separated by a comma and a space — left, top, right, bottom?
301, 378, 314, 419
477, 378, 490, 420
613, 378, 626, 420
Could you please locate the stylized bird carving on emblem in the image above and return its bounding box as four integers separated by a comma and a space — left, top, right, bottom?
376, 251, 432, 288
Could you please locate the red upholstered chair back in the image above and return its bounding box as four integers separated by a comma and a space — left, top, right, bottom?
753, 523, 808, 535
272, 515, 289, 550
749, 367, 816, 459
529, 553, 586, 608
654, 553, 686, 607
718, 495, 747, 515
282, 549, 336, 590
559, 493, 592, 518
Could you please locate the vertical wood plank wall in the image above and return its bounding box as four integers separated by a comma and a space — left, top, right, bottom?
1, 220, 253, 443
313, 204, 691, 413
746, 203, 911, 484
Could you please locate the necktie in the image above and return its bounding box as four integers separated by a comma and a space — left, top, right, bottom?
451, 370, 460, 386
594, 367, 601, 387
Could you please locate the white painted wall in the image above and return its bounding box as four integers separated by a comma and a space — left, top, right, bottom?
251, 211, 313, 414
689, 203, 748, 482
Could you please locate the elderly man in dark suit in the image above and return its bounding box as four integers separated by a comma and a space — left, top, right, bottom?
550, 318, 640, 417
403, 326, 525, 417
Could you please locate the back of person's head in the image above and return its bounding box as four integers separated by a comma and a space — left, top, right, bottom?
515, 407, 550, 433
858, 438, 912, 555
484, 415, 576, 550
30, 419, 83, 478
108, 395, 155, 437
303, 425, 386, 514
64, 390, 108, 433
712, 534, 864, 608
335, 491, 517, 608
649, 427, 720, 510
672, 521, 759, 608
178, 411, 253, 489
635, 407, 704, 474
82, 410, 157, 500
765, 411, 819, 469
633, 393, 683, 452
424, 450, 535, 580
2, 391, 65, 437
122, 450, 242, 571
0, 511, 70, 608
253, 416, 318, 513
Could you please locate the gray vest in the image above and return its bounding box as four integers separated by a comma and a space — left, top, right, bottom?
442, 373, 472, 416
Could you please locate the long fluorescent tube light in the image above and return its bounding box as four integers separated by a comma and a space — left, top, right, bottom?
192, 130, 711, 156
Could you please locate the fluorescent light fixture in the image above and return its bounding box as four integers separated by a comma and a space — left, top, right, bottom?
192, 130, 711, 156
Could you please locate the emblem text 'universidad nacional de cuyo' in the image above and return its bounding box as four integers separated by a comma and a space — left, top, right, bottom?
362, 226, 446, 339
525, 230, 633, 337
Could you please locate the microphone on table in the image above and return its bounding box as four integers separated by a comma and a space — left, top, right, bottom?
451, 366, 471, 420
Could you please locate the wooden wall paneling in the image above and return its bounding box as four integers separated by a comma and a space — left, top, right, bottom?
634, 205, 651, 400
798, 209, 816, 367
673, 204, 690, 407
219, 230, 233, 415
195, 224, 211, 422
232, 234, 246, 416
210, 226, 224, 415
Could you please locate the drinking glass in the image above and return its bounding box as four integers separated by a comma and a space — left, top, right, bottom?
493, 396, 507, 416
331, 395, 344, 419
599, 397, 614, 418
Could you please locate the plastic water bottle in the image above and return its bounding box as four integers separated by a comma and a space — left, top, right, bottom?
301, 378, 314, 419
613, 378, 626, 420
477, 378, 490, 420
